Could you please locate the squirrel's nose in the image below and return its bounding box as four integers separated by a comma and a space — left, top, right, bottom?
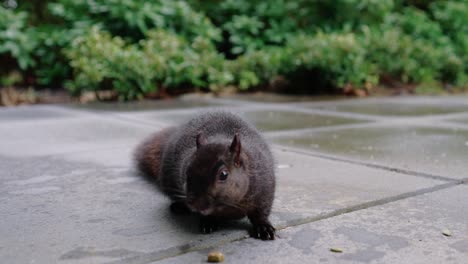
190, 197, 211, 212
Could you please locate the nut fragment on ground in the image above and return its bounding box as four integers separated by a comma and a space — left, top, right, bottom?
207, 251, 224, 262
330, 247, 343, 253
442, 229, 452, 237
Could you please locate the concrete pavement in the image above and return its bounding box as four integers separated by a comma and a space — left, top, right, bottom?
0, 94, 467, 263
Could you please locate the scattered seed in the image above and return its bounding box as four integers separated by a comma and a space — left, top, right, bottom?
207, 251, 224, 262
330, 247, 343, 253
442, 229, 452, 237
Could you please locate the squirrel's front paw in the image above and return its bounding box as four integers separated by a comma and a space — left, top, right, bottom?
250, 222, 275, 240
199, 216, 219, 234
170, 202, 191, 215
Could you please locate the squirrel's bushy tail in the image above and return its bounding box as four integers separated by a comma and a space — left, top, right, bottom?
134, 127, 175, 184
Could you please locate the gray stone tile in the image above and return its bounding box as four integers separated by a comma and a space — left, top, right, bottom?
0, 105, 79, 121
0, 116, 155, 157
0, 155, 181, 264
155, 185, 468, 264
119, 109, 367, 132
117, 109, 203, 126
219, 93, 347, 103
271, 151, 444, 223
0, 150, 444, 263
62, 146, 135, 168
243, 110, 366, 131
273, 125, 468, 179
307, 100, 468, 117
449, 116, 468, 125
70, 98, 220, 112
2, 100, 467, 264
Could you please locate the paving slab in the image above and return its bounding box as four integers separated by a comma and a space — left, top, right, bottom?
113, 108, 235, 127
0, 116, 156, 157
0, 105, 79, 121
217, 93, 348, 103
0, 147, 445, 263
1, 97, 468, 264
272, 125, 468, 179
117, 109, 367, 132
269, 151, 446, 224
155, 184, 468, 264
0, 154, 174, 264
243, 110, 366, 131
303, 98, 468, 117
71, 98, 221, 112
448, 115, 468, 125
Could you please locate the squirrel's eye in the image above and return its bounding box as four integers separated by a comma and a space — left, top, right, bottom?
219, 170, 229, 181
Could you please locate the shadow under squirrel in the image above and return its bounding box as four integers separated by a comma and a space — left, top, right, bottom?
135, 110, 276, 240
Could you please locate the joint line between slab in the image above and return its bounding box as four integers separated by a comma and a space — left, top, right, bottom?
277, 181, 461, 230
273, 145, 459, 183
107, 181, 461, 264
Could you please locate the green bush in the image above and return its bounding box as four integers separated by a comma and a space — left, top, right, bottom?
49, 0, 221, 42
1, 0, 467, 99
227, 47, 289, 89
32, 25, 79, 86
431, 0, 468, 83
0, 7, 36, 70
66, 27, 155, 100
369, 6, 465, 84
309, 0, 395, 29
215, 0, 300, 55
65, 27, 231, 99
288, 32, 378, 88
363, 27, 462, 84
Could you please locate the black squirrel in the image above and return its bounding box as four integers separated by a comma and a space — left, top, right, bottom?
135, 110, 276, 240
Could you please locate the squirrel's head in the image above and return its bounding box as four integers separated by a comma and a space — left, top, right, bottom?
185, 133, 249, 216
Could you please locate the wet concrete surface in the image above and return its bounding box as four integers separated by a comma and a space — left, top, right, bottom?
448, 116, 468, 125
243, 110, 367, 131
117, 109, 367, 131
272, 125, 468, 179
0, 105, 79, 120
217, 92, 348, 103
312, 102, 468, 116
1, 94, 467, 263
71, 97, 221, 112
158, 185, 468, 264
305, 97, 468, 117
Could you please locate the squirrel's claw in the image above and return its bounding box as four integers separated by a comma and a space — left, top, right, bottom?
251, 223, 276, 240
199, 217, 219, 234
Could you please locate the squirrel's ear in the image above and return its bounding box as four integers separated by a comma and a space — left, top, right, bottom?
230, 133, 241, 166
196, 133, 207, 149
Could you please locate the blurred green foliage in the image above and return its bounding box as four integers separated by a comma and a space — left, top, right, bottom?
0, 0, 467, 99
0, 7, 36, 70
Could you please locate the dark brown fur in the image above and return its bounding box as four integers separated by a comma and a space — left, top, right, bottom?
134, 111, 276, 240
135, 127, 176, 184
